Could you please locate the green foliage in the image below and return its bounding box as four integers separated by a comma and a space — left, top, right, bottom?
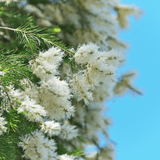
5, 109, 20, 134
27, 0, 51, 5
0, 3, 35, 52
0, 108, 38, 159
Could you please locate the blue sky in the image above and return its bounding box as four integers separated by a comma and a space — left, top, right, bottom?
86, 0, 160, 159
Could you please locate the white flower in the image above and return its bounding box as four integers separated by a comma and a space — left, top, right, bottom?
86, 102, 111, 135
74, 42, 100, 64
116, 4, 143, 28
40, 120, 61, 137
59, 154, 77, 160
38, 77, 75, 120
59, 124, 78, 140
85, 63, 117, 85
20, 78, 40, 103
24, 4, 44, 18
93, 81, 113, 102
17, 95, 47, 122
0, 85, 18, 112
0, 71, 6, 76
75, 43, 124, 85
0, 0, 18, 5
6, 84, 26, 102
18, 130, 58, 160
0, 114, 8, 135
28, 46, 64, 81
70, 71, 94, 105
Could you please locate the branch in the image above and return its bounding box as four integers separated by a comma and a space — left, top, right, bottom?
0, 26, 75, 56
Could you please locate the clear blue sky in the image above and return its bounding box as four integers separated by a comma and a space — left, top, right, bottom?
86, 0, 160, 159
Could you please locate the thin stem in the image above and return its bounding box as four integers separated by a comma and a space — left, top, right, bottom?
40, 36, 75, 55
23, 33, 35, 59
0, 26, 35, 59
0, 27, 19, 32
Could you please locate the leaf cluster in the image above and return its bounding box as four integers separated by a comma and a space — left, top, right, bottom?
0, 108, 38, 160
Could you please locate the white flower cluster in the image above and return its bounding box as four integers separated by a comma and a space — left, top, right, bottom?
59, 154, 77, 160
70, 42, 124, 105
38, 76, 75, 120
18, 129, 58, 160
59, 124, 78, 140
115, 4, 142, 29
40, 120, 61, 137
29, 47, 64, 81
0, 71, 5, 76
0, 0, 18, 5
22, 0, 142, 51
0, 41, 140, 160
75, 42, 124, 84
70, 70, 94, 105
0, 46, 79, 159
5, 84, 47, 122
0, 114, 7, 135
72, 101, 111, 148
40, 120, 78, 140
28, 47, 75, 120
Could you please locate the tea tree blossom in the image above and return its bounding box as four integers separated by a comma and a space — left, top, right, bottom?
17, 95, 47, 122
115, 4, 142, 29
59, 154, 77, 160
74, 42, 100, 64
27, 46, 75, 120
40, 120, 61, 137
38, 76, 75, 120
59, 124, 78, 140
18, 130, 58, 160
0, 114, 7, 135
74, 43, 125, 85
29, 46, 65, 81
0, 71, 5, 76
5, 85, 47, 122
24, 0, 142, 52
70, 71, 94, 105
